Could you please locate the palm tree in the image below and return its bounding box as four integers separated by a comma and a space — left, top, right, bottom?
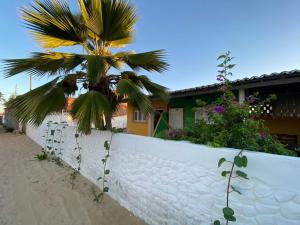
3, 0, 169, 134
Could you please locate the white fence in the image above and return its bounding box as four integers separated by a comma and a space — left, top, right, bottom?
26, 122, 300, 225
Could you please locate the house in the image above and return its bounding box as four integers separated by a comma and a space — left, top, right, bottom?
4, 106, 20, 131
127, 70, 300, 145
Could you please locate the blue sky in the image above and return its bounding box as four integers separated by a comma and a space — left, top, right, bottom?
1, 0, 300, 99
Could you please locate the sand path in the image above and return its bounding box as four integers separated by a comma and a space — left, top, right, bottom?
0, 132, 146, 225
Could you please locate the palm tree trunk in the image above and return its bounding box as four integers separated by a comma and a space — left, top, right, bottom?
105, 113, 112, 130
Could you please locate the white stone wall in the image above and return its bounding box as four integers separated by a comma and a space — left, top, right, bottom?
111, 115, 127, 129
26, 123, 300, 225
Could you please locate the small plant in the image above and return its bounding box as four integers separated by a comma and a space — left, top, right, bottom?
34, 151, 48, 161
214, 150, 248, 225
112, 127, 126, 133
94, 133, 113, 202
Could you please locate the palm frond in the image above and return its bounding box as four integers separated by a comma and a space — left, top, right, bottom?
137, 75, 169, 102
101, 0, 136, 46
116, 79, 153, 115
121, 71, 169, 102
86, 55, 105, 83
86, 55, 121, 83
117, 50, 169, 72
9, 78, 66, 125
3, 52, 84, 78
21, 0, 86, 48
70, 91, 111, 134
78, 0, 103, 37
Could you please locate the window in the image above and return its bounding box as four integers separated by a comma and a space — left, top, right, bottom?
134, 110, 146, 122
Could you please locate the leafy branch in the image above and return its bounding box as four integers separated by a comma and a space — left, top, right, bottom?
213, 52, 249, 225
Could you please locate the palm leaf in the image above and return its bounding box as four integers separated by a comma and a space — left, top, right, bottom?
117, 50, 169, 72
9, 78, 66, 125
101, 0, 136, 46
120, 71, 169, 102
70, 91, 111, 134
86, 55, 121, 83
86, 55, 105, 83
116, 79, 152, 115
3, 52, 84, 78
78, 0, 103, 37
21, 0, 86, 48
137, 75, 169, 102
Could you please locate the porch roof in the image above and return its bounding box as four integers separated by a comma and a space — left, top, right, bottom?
170, 69, 300, 98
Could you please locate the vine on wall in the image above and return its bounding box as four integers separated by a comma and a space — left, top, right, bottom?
70, 131, 82, 189
39, 120, 84, 189
37, 120, 68, 163
94, 133, 113, 202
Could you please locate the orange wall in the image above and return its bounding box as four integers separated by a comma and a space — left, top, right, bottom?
264, 117, 300, 144
152, 99, 168, 111
127, 99, 168, 136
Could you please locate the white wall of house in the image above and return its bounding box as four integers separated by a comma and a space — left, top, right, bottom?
26, 120, 300, 225
38, 113, 127, 129
111, 115, 127, 129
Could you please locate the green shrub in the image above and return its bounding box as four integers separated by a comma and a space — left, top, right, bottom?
34, 151, 48, 161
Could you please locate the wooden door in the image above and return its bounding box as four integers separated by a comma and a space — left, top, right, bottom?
169, 108, 184, 129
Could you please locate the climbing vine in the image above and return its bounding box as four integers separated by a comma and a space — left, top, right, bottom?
39, 120, 83, 189
70, 131, 82, 189
38, 120, 68, 164
94, 133, 113, 202
214, 150, 248, 225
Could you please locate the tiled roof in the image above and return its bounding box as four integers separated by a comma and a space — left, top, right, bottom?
170, 69, 300, 97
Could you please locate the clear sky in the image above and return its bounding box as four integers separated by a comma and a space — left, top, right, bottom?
1, 0, 300, 100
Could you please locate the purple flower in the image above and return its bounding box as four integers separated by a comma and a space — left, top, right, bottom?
246, 95, 256, 104
214, 105, 224, 113
259, 132, 267, 140
169, 130, 176, 137
168, 129, 185, 138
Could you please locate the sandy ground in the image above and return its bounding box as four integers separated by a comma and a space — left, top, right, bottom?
0, 132, 146, 225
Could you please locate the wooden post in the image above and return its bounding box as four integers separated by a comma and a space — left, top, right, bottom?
238, 88, 245, 104
30, 75, 32, 91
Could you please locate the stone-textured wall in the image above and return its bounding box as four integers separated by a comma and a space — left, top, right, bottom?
26, 123, 300, 225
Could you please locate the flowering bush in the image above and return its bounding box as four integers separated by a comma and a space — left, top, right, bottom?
187, 53, 295, 156
157, 129, 186, 140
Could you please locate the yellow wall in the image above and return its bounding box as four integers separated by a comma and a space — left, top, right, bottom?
264, 117, 300, 144
127, 99, 168, 136
127, 104, 148, 136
